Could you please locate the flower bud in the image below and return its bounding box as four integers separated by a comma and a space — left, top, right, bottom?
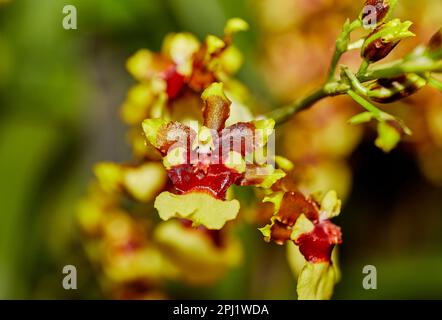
366, 74, 427, 103
429, 28, 442, 51
360, 0, 396, 27
362, 19, 414, 62
427, 28, 442, 59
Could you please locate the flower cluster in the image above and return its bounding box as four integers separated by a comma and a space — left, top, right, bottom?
78, 1, 442, 300
77, 18, 272, 297
120, 18, 253, 160
77, 182, 243, 297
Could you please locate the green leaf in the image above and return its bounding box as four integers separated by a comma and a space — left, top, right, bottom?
297, 262, 337, 300
154, 191, 240, 230
375, 121, 401, 152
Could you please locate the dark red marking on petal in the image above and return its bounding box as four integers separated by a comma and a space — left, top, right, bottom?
203, 95, 231, 131
156, 121, 193, 154
269, 220, 293, 245
278, 191, 319, 226
221, 122, 256, 157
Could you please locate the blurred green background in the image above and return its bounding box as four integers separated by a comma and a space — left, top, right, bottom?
0, 0, 441, 299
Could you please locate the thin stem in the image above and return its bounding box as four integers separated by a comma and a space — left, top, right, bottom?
346, 90, 386, 121
358, 59, 442, 82
342, 66, 369, 95
357, 59, 370, 76
268, 88, 328, 125
327, 19, 362, 82
268, 82, 350, 125
428, 77, 442, 91
268, 55, 442, 126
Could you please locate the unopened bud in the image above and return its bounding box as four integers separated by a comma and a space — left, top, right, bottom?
427, 28, 442, 59
366, 74, 427, 103
360, 0, 396, 28
362, 19, 414, 62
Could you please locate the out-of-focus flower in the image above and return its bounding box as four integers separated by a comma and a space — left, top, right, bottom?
404, 87, 442, 186
143, 83, 285, 229
78, 182, 242, 294
283, 98, 362, 200
121, 18, 254, 159
94, 162, 167, 203
122, 18, 249, 124
154, 219, 242, 285
77, 184, 177, 299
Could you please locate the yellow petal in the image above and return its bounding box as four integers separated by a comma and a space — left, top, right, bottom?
154, 191, 240, 230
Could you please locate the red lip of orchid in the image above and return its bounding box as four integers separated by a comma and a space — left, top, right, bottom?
295, 220, 342, 263
168, 163, 243, 199
260, 189, 342, 264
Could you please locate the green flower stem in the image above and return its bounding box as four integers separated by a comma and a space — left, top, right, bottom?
269, 83, 349, 125
327, 19, 362, 82
269, 32, 442, 126
346, 90, 386, 121
270, 55, 441, 125
358, 59, 442, 82
357, 59, 370, 76
342, 66, 369, 96
428, 76, 442, 90
268, 88, 328, 125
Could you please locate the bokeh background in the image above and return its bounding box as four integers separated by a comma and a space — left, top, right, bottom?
1, 0, 442, 299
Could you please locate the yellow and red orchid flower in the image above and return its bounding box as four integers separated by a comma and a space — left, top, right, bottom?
142, 82, 285, 229
259, 188, 342, 299
121, 18, 249, 125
